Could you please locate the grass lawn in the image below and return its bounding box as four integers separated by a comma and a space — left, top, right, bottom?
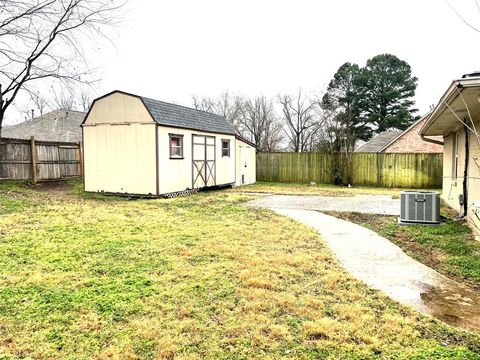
229, 181, 439, 197
0, 181, 479, 359
328, 206, 480, 292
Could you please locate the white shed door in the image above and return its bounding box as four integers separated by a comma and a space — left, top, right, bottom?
240, 145, 249, 185
192, 135, 216, 189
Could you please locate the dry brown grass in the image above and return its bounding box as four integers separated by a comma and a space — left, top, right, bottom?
0, 181, 478, 359
229, 181, 434, 197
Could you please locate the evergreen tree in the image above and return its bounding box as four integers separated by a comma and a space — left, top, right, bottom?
356, 54, 418, 132
321, 63, 371, 148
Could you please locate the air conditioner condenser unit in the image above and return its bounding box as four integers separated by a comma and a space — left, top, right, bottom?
399, 191, 441, 225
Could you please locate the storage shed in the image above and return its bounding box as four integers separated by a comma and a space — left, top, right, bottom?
82, 90, 256, 196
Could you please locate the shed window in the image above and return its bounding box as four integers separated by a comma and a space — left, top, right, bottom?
452, 132, 459, 179
222, 139, 230, 157
169, 134, 183, 158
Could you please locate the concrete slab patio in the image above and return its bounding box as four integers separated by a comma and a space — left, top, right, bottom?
248, 195, 480, 333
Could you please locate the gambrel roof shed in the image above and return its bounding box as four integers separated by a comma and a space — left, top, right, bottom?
83, 90, 236, 135
82, 90, 256, 197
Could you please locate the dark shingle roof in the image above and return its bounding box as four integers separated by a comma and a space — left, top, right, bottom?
3, 109, 84, 142
140, 96, 235, 135
355, 131, 402, 153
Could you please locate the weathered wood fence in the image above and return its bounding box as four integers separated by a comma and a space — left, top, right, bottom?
257, 152, 443, 188
0, 137, 82, 182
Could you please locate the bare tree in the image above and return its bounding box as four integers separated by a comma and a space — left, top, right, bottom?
0, 0, 122, 137
261, 115, 284, 152
214, 92, 244, 132
53, 85, 76, 110
16, 103, 34, 122
278, 89, 322, 152
192, 92, 243, 133
240, 95, 283, 152
78, 88, 94, 112
192, 95, 215, 113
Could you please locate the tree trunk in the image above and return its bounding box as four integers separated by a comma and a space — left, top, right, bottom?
0, 109, 4, 139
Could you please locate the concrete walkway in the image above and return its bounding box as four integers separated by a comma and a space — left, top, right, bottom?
248, 196, 480, 333
247, 194, 400, 215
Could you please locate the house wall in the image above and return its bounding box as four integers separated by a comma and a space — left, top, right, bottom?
83, 93, 157, 195
235, 139, 256, 186
384, 118, 443, 153
157, 126, 236, 194
442, 123, 480, 234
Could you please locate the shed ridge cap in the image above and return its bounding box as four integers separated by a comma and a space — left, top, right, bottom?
140, 95, 227, 120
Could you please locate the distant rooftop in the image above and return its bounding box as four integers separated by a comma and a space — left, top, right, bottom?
2, 109, 85, 142
356, 131, 402, 153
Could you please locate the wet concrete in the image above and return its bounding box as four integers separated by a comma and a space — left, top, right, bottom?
248, 200, 480, 333
247, 194, 400, 215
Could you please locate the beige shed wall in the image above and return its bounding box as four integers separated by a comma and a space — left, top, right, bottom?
442, 125, 480, 234
84, 92, 153, 125
235, 139, 256, 186
83, 123, 157, 195
157, 126, 236, 194
83, 92, 157, 195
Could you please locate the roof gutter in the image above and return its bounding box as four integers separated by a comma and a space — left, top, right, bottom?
421, 77, 480, 136
420, 81, 460, 136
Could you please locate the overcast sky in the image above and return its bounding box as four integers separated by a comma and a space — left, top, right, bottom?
6, 0, 480, 124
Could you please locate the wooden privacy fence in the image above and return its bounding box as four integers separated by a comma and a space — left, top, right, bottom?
256, 152, 443, 188
0, 137, 82, 182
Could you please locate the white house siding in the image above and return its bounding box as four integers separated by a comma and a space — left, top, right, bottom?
83, 93, 157, 195
235, 139, 256, 186
157, 126, 236, 195
442, 126, 480, 233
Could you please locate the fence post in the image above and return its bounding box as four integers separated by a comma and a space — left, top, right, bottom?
30, 136, 37, 183
77, 141, 83, 179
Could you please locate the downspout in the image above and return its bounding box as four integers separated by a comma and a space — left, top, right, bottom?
420, 134, 444, 146
463, 123, 469, 218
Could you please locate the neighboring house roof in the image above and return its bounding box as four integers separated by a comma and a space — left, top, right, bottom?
356, 113, 441, 153
2, 109, 85, 142
86, 90, 236, 135
356, 131, 402, 152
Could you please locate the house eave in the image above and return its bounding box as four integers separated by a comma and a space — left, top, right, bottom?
421, 77, 480, 136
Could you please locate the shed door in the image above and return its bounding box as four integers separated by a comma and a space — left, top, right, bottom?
240, 145, 249, 185
192, 135, 216, 189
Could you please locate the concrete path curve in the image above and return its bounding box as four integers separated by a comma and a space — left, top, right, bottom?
247, 194, 400, 215
248, 197, 480, 333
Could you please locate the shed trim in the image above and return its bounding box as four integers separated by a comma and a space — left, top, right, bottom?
235, 135, 256, 148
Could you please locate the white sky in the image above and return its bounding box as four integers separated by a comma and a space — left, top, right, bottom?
6, 0, 480, 124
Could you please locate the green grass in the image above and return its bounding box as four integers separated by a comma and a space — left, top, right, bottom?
230, 181, 439, 197
0, 182, 479, 359
328, 206, 480, 289
0, 181, 36, 215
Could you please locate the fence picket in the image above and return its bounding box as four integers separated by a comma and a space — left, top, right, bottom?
256, 152, 442, 188
0, 137, 82, 181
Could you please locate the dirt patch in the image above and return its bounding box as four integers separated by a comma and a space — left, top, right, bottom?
26, 181, 72, 193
